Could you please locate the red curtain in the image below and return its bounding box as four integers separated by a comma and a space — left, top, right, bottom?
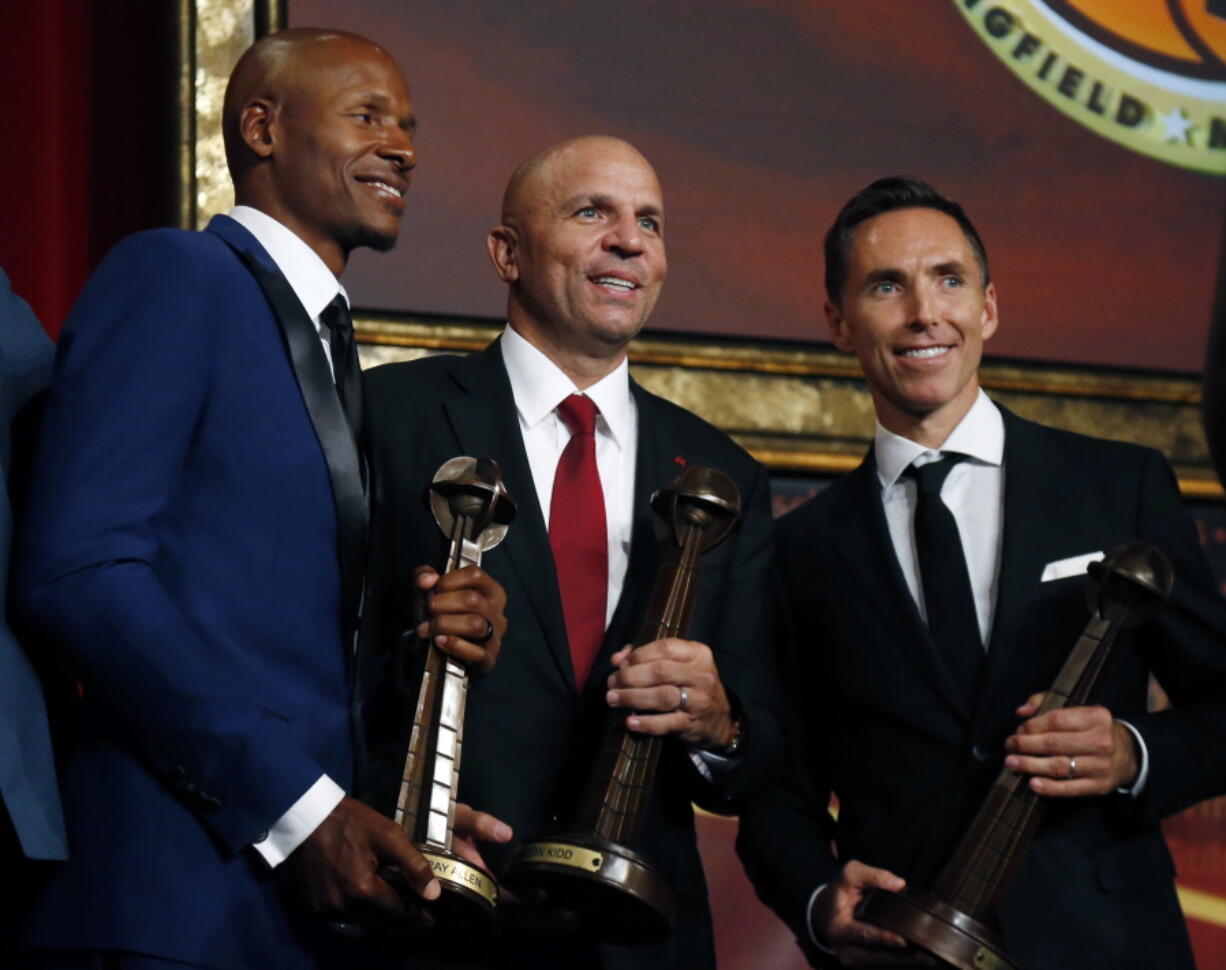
0, 1, 92, 339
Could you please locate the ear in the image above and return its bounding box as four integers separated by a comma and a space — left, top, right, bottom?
486, 225, 519, 283
981, 282, 999, 343
825, 300, 855, 353
239, 98, 277, 159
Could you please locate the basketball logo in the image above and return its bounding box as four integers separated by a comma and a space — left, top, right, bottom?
955, 0, 1226, 174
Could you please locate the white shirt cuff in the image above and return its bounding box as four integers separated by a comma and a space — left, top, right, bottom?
1115, 719, 1149, 797
689, 745, 743, 783
806, 883, 836, 953
252, 774, 345, 867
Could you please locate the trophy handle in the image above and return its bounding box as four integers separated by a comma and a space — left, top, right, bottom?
858, 541, 1173, 970
393, 457, 515, 937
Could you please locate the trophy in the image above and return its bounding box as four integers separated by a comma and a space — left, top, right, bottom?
502, 465, 741, 945
856, 541, 1174, 970
393, 456, 515, 936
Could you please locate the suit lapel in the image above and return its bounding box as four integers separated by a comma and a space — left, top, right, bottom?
208, 216, 368, 644
442, 340, 574, 688
831, 452, 971, 722
978, 408, 1066, 717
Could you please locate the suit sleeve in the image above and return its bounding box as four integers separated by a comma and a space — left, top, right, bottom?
1118, 449, 1226, 826
690, 458, 784, 811
17, 235, 327, 853
736, 538, 842, 967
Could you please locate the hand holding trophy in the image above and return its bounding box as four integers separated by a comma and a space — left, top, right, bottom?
503, 464, 741, 944
392, 456, 516, 937
856, 541, 1174, 970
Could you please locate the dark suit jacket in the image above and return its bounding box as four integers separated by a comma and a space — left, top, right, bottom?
0, 268, 64, 862
361, 340, 782, 969
737, 406, 1226, 970
17, 216, 370, 968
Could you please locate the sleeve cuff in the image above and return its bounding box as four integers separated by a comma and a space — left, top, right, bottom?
690, 743, 748, 782
1115, 719, 1150, 797
252, 774, 345, 867
806, 882, 836, 954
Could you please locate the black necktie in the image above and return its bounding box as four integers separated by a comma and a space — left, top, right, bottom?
319, 295, 364, 445
905, 454, 984, 707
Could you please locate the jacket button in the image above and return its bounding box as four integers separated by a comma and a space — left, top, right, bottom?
253, 830, 269, 843
198, 794, 222, 815
972, 744, 990, 763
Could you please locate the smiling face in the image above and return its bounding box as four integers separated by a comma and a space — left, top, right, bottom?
235, 35, 416, 275
488, 137, 667, 385
826, 206, 998, 446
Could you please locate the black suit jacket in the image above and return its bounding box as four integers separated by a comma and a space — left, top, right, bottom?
360, 338, 782, 969
737, 406, 1226, 970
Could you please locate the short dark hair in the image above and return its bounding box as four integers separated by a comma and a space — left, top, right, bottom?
823, 175, 990, 307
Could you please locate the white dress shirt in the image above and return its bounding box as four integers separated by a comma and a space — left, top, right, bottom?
875, 389, 1005, 647
227, 206, 347, 866
500, 325, 636, 623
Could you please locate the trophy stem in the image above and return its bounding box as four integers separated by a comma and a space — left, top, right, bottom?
389, 457, 515, 939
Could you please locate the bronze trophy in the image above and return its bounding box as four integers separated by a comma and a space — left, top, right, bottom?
502, 465, 741, 945
393, 456, 515, 936
856, 541, 1174, 970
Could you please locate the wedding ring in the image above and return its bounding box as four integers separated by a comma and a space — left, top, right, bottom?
678, 686, 690, 712
1068, 756, 1077, 779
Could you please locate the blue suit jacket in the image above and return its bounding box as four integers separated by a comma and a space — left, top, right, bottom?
18, 217, 366, 967
0, 268, 64, 862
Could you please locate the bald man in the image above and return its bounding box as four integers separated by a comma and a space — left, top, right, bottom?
17, 29, 508, 969
361, 136, 783, 969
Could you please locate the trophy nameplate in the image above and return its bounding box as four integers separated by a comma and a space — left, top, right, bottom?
857, 541, 1174, 969
393, 456, 515, 937
503, 465, 742, 945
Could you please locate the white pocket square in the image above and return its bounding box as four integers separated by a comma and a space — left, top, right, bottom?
1040, 552, 1104, 583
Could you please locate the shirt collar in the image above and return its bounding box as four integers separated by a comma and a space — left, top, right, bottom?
874, 389, 1004, 490
227, 206, 348, 321
500, 324, 633, 449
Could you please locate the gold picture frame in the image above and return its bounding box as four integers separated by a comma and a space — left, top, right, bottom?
176, 0, 1221, 499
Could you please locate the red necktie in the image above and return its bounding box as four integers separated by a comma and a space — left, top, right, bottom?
549, 394, 608, 687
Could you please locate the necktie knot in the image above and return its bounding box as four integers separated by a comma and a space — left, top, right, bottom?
319, 295, 353, 339
905, 453, 966, 496
557, 393, 600, 437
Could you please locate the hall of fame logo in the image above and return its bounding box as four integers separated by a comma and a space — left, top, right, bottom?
955, 0, 1226, 174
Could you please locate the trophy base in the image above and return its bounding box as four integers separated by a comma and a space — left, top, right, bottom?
502, 833, 675, 944
857, 888, 1015, 970
416, 847, 499, 940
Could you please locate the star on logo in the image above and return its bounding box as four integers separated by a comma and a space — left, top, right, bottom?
1157, 106, 1194, 144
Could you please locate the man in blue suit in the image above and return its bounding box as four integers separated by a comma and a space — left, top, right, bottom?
17, 28, 508, 969
0, 268, 65, 949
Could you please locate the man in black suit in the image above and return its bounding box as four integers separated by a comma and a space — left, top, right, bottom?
737, 176, 1226, 969
363, 135, 782, 969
